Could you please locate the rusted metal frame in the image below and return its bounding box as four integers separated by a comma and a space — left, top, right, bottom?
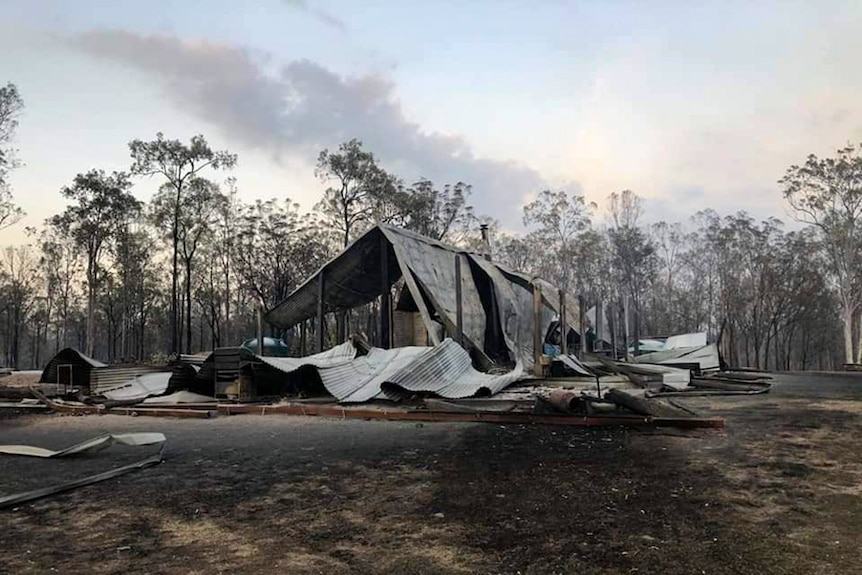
217, 402, 725, 429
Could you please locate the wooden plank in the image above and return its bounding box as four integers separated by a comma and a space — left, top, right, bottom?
30, 389, 214, 419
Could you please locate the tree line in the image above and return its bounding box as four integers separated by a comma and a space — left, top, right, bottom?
0, 81, 859, 370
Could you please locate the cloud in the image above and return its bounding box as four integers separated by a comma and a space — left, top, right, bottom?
68, 30, 549, 226
281, 0, 346, 33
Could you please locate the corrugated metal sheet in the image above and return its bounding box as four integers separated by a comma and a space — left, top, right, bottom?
266, 226, 398, 328
90, 366, 168, 394
101, 372, 172, 401
256, 340, 358, 372
380, 339, 525, 399
635, 344, 720, 372
383, 228, 486, 348
556, 354, 594, 377
256, 338, 526, 403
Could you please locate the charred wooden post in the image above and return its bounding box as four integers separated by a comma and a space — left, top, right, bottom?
454, 254, 464, 346
533, 282, 543, 376
634, 303, 641, 356
299, 320, 307, 356
608, 304, 617, 359
256, 301, 264, 356
379, 235, 391, 349
595, 300, 604, 351
316, 272, 325, 352
623, 296, 630, 358
578, 295, 587, 359
559, 288, 568, 355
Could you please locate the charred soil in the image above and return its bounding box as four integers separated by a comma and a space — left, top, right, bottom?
0, 373, 860, 574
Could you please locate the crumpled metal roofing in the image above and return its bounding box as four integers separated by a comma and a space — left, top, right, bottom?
256, 338, 526, 403
555, 354, 594, 377
265, 224, 586, 371
102, 372, 172, 401
254, 340, 358, 373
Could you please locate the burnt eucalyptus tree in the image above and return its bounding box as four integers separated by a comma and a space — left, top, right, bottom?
315, 139, 397, 248
129, 133, 236, 355
780, 143, 862, 364
49, 170, 140, 357
0, 82, 24, 229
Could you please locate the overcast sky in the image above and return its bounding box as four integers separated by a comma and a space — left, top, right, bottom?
1, 0, 861, 243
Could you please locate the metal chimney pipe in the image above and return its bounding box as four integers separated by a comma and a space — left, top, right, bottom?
479, 223, 492, 261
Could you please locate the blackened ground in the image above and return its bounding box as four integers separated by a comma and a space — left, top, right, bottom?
0, 373, 860, 575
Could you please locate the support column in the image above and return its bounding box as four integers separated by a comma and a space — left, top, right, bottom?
316, 273, 325, 352
623, 296, 630, 358
379, 237, 391, 349
559, 288, 567, 356
256, 301, 264, 356
454, 254, 463, 346
532, 282, 543, 376
299, 320, 306, 356
578, 295, 587, 360
595, 301, 604, 351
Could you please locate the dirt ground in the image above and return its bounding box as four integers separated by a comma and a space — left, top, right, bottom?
0, 372, 860, 575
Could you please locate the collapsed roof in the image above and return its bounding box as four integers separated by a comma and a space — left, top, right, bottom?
266, 224, 587, 370
255, 338, 527, 403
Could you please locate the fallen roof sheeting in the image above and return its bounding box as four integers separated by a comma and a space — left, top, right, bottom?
0, 437, 165, 509
663, 332, 707, 350
101, 372, 173, 401
256, 338, 526, 403
554, 354, 595, 377
635, 343, 720, 372
0, 433, 166, 458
